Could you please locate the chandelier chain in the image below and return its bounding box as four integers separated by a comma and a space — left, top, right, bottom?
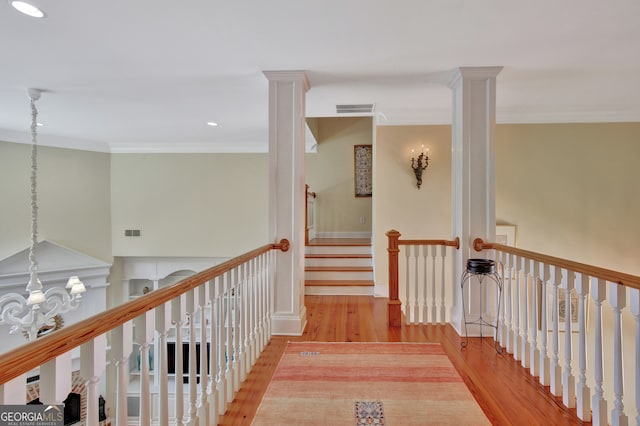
29, 98, 39, 283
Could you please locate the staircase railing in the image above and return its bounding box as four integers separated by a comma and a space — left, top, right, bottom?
0, 239, 290, 426
386, 229, 459, 326
474, 237, 640, 425
305, 184, 317, 245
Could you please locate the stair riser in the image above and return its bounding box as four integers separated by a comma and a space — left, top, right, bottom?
305, 257, 372, 267
305, 245, 371, 255
305, 271, 373, 281
304, 286, 374, 296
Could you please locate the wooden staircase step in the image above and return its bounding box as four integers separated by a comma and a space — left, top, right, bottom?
307, 238, 371, 246
305, 280, 374, 287
304, 266, 373, 272
305, 254, 371, 259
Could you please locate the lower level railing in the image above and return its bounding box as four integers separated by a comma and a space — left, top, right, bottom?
0, 239, 289, 426
474, 238, 640, 426
386, 229, 459, 326
387, 229, 640, 425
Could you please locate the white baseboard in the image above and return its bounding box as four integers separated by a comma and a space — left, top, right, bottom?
270, 306, 308, 336
315, 231, 372, 239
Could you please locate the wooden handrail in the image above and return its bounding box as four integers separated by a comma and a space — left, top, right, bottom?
0, 239, 290, 385
305, 184, 316, 199
399, 238, 460, 248
473, 238, 640, 291
386, 230, 459, 327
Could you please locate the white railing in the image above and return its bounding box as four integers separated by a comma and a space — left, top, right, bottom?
0, 240, 289, 426
474, 238, 640, 426
386, 230, 459, 326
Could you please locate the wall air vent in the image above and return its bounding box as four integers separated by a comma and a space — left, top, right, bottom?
336, 104, 374, 114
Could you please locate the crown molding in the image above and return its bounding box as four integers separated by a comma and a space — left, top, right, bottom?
0, 129, 111, 153
263, 70, 310, 92
109, 141, 270, 154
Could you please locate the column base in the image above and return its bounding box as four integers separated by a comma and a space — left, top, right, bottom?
271, 306, 308, 335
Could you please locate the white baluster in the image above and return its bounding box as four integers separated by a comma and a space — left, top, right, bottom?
497, 251, 507, 348
224, 271, 234, 405
539, 263, 550, 386
0, 374, 27, 404
198, 282, 210, 425
575, 273, 591, 421
630, 288, 640, 426
263, 252, 271, 349
265, 250, 273, 341
505, 253, 513, 354
247, 258, 257, 367
80, 335, 107, 426
254, 255, 261, 362
403, 247, 410, 323
550, 266, 562, 396
422, 245, 428, 324
521, 256, 530, 368
513, 254, 522, 361
529, 260, 540, 377
207, 277, 219, 426
111, 322, 133, 425
591, 277, 608, 426
414, 245, 420, 323
562, 270, 575, 408
216, 274, 227, 416
439, 245, 446, 324
233, 268, 242, 394
155, 302, 172, 426
186, 289, 198, 425
256, 254, 265, 353
40, 351, 72, 405
134, 310, 155, 426
172, 294, 187, 425
238, 264, 248, 383
609, 282, 628, 426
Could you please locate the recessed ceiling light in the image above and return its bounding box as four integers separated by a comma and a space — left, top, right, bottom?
10, 1, 46, 18
207, 121, 218, 127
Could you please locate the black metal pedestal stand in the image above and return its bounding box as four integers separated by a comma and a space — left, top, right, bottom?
461, 259, 503, 354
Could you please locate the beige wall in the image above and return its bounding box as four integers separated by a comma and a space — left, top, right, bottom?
305, 117, 373, 235
496, 123, 640, 276
374, 125, 453, 291
373, 122, 640, 289
111, 153, 269, 257
3, 122, 638, 275
0, 141, 112, 262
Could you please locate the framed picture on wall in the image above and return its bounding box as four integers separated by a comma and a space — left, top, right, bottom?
496, 224, 516, 246
354, 144, 373, 197
546, 286, 588, 333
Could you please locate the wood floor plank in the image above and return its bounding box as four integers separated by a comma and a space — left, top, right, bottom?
219, 295, 588, 425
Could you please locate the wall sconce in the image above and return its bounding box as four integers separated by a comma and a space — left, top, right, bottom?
411, 144, 429, 188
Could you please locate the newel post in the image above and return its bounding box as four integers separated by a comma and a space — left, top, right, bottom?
387, 230, 402, 327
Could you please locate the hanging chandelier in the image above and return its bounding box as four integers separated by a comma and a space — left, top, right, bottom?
0, 88, 86, 341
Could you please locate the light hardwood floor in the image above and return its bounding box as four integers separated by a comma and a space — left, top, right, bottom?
219, 295, 588, 425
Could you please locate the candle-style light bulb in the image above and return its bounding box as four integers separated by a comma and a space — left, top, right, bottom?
421, 144, 424, 154
411, 148, 414, 159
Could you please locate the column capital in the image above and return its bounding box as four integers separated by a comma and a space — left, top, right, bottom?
263, 70, 310, 91
448, 66, 503, 88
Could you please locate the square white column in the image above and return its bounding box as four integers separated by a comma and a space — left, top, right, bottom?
448, 66, 502, 333
263, 70, 309, 335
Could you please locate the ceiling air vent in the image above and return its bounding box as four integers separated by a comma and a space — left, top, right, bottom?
336, 104, 374, 114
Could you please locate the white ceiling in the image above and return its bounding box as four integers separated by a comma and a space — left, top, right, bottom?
1, 0, 639, 153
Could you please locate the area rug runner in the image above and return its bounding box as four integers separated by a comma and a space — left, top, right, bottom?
252, 342, 490, 425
